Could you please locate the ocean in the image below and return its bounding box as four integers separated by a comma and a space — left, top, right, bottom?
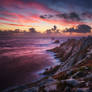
0, 33, 67, 91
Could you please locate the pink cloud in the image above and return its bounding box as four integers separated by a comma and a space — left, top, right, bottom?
0, 0, 83, 29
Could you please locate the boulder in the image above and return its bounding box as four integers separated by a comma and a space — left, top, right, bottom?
76, 88, 85, 92
65, 79, 80, 87
53, 40, 60, 43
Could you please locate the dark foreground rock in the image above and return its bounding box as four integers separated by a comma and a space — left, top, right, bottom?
53, 40, 60, 43
3, 36, 92, 92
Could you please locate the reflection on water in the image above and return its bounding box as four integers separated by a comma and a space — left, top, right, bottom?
0, 36, 65, 91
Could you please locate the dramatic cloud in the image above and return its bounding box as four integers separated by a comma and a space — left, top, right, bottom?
40, 15, 53, 19
0, 7, 7, 11
56, 12, 81, 21
63, 24, 91, 33
40, 12, 81, 22
0, 22, 26, 27
82, 12, 92, 19
29, 28, 37, 33
0, 0, 92, 33
43, 0, 92, 11
46, 25, 60, 34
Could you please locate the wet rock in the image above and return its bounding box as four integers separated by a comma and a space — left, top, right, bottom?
44, 83, 57, 92
23, 88, 37, 92
48, 47, 61, 53
43, 65, 60, 75
76, 88, 85, 92
78, 81, 86, 88
86, 89, 92, 92
64, 86, 72, 92
66, 69, 77, 77
56, 81, 66, 91
53, 40, 60, 43
88, 81, 92, 89
72, 71, 87, 79
38, 86, 46, 92
84, 74, 92, 82
85, 74, 92, 80
65, 79, 80, 87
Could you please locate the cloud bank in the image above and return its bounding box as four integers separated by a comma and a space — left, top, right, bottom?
63, 24, 91, 33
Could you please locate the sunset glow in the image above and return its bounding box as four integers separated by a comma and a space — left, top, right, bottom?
0, 0, 92, 91
0, 0, 92, 33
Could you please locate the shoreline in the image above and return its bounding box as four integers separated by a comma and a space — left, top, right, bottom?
3, 36, 92, 92
2, 38, 65, 92
2, 45, 61, 92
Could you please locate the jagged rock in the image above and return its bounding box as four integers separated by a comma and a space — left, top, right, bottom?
54, 36, 92, 73
38, 86, 46, 92
44, 83, 57, 92
64, 86, 72, 92
88, 81, 92, 89
23, 87, 38, 92
72, 71, 87, 79
56, 81, 66, 91
53, 40, 60, 43
65, 79, 80, 87
86, 89, 92, 92
78, 81, 86, 88
76, 88, 85, 92
84, 74, 92, 84
85, 74, 92, 80
43, 65, 60, 75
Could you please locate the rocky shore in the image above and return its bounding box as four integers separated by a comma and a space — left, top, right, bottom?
4, 36, 92, 92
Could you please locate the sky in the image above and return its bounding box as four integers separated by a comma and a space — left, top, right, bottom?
0, 0, 92, 33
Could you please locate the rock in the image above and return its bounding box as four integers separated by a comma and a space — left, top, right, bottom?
76, 88, 85, 92
56, 81, 66, 91
86, 89, 92, 92
53, 40, 60, 43
64, 87, 72, 92
48, 47, 61, 53
23, 87, 38, 92
85, 74, 92, 80
65, 79, 80, 87
55, 36, 92, 73
88, 82, 92, 89
78, 81, 86, 88
38, 86, 46, 92
84, 74, 92, 82
72, 71, 87, 78
44, 84, 57, 92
